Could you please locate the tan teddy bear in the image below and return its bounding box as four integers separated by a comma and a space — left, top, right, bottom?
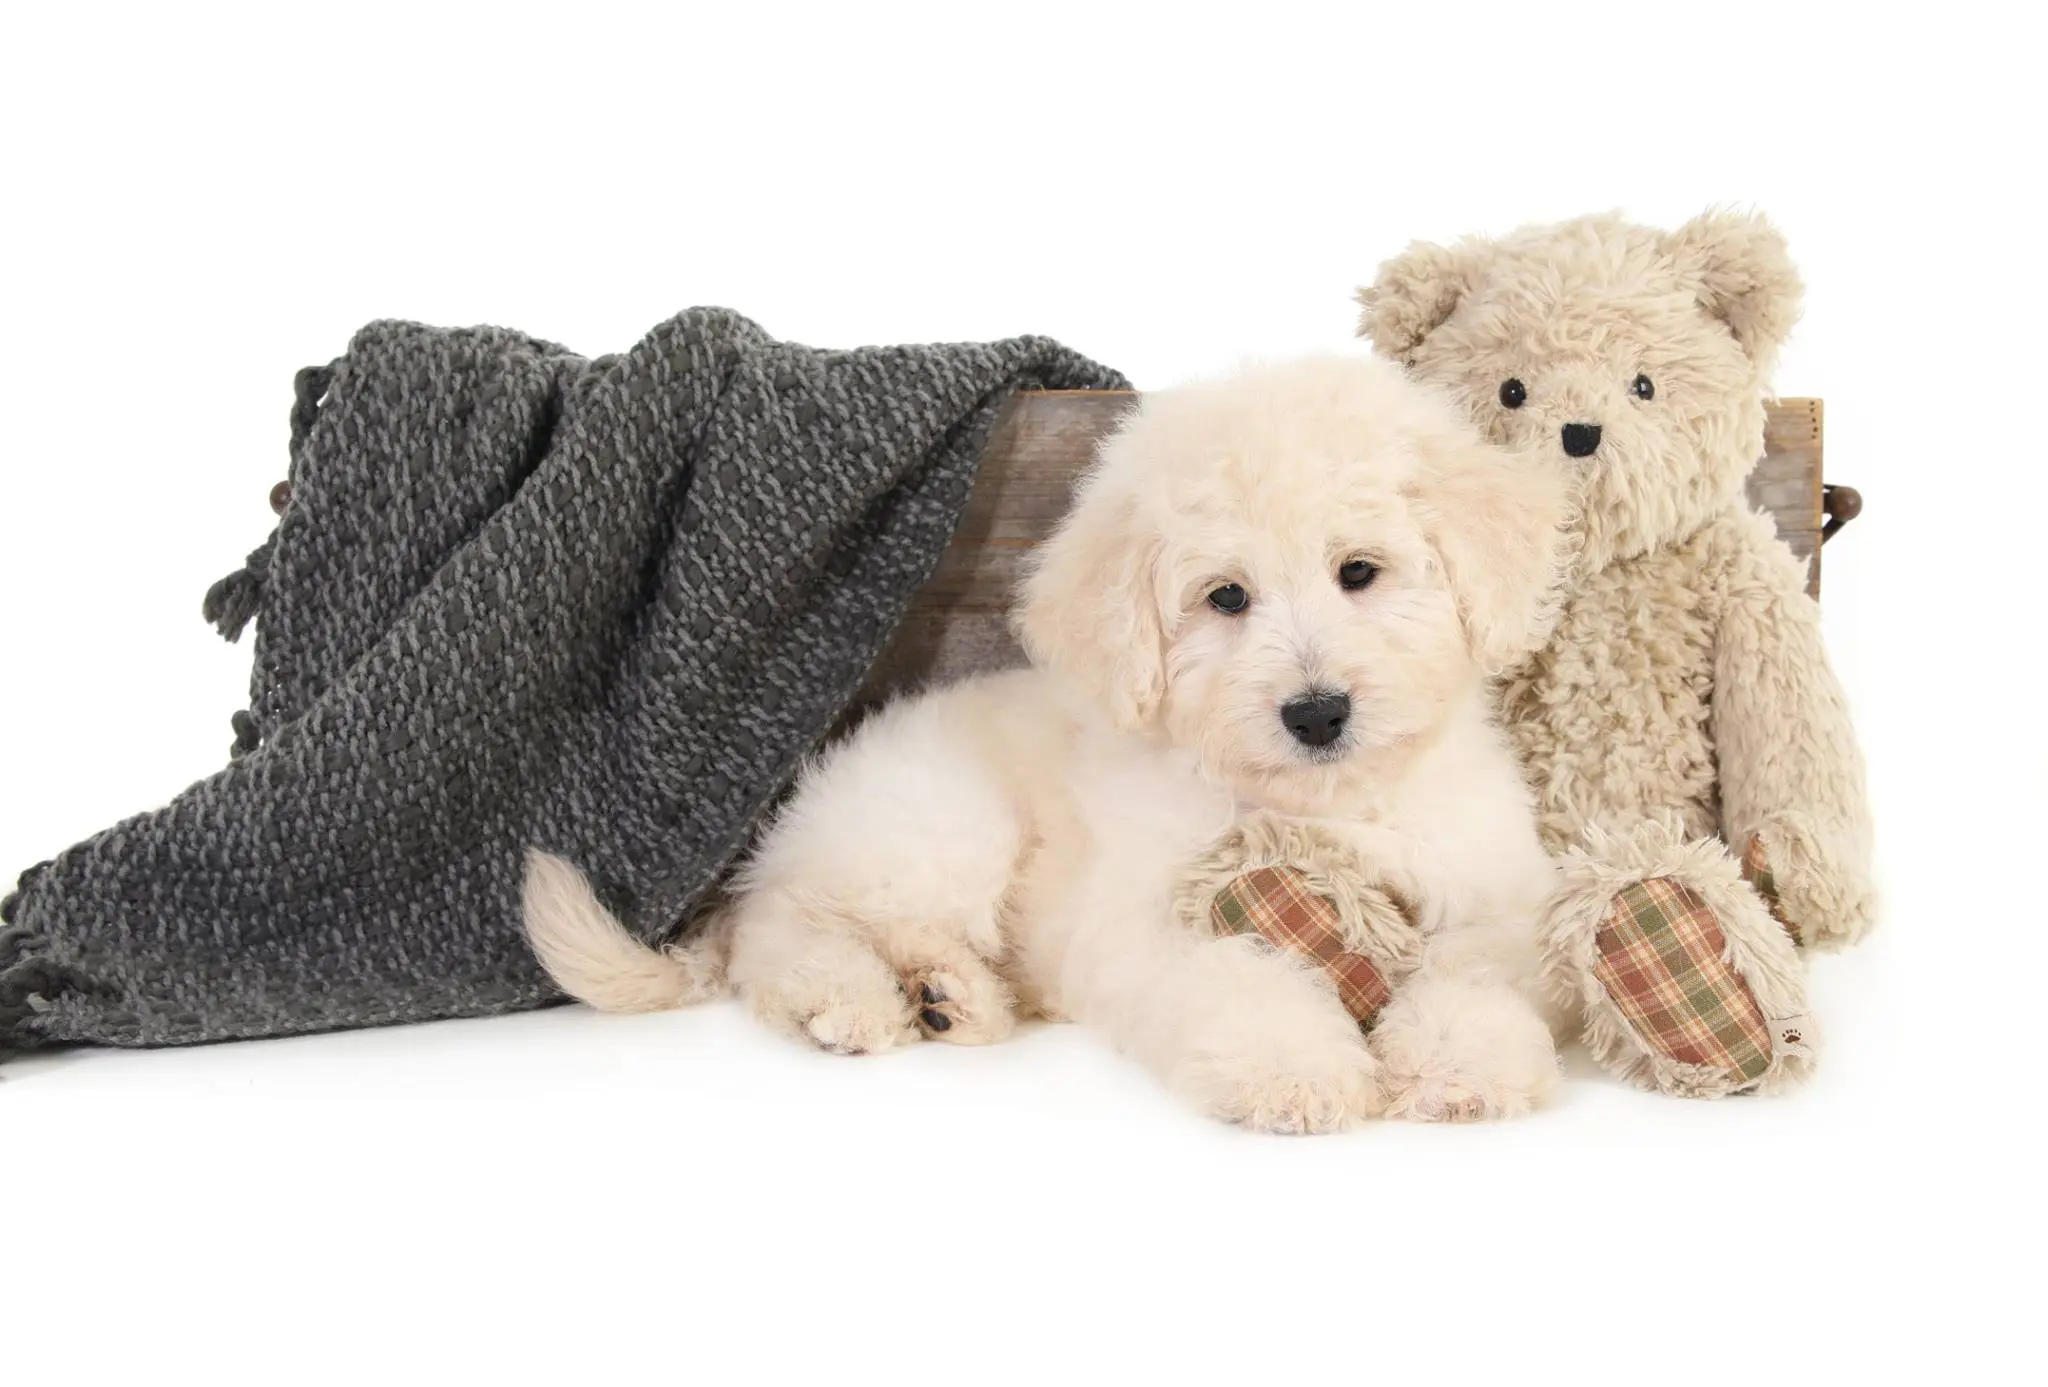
1187, 210, 1875, 1101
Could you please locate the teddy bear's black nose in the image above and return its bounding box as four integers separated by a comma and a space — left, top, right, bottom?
1281, 691, 1351, 748
1561, 423, 1603, 458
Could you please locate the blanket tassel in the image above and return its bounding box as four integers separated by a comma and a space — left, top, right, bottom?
200, 363, 333, 645
202, 534, 276, 642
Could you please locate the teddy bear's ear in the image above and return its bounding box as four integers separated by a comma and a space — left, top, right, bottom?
1667, 209, 1804, 368
1355, 239, 1473, 358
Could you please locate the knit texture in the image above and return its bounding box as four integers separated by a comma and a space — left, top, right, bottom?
0, 308, 1125, 1055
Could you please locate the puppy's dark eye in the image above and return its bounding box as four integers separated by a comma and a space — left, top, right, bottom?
1633, 374, 1655, 401
1207, 583, 1249, 615
1337, 559, 1379, 592
1499, 378, 1527, 409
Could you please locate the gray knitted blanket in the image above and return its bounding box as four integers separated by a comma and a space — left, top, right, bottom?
0, 308, 1125, 1056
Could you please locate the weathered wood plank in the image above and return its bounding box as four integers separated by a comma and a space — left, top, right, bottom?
1758, 396, 1824, 593
865, 392, 1825, 699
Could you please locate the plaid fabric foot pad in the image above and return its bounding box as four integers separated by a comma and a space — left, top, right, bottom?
1210, 867, 1391, 1028
1593, 877, 1775, 1088
1740, 834, 1803, 947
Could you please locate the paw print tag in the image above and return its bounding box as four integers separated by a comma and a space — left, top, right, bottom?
1769, 1014, 1814, 1058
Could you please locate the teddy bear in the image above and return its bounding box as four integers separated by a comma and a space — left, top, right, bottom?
1180, 210, 1875, 1101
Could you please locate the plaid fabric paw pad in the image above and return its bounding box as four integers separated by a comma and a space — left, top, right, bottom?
1210, 867, 1391, 1028
1740, 833, 1804, 948
1593, 877, 1775, 1088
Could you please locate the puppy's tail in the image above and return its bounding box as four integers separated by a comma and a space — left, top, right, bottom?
521, 849, 730, 1013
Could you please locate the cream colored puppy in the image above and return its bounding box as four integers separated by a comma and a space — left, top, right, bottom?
525, 354, 1567, 1132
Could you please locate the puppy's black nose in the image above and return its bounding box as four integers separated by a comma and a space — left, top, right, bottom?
1561, 422, 1602, 458
1281, 691, 1351, 748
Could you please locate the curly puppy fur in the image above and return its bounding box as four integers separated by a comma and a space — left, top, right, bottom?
1359, 209, 1876, 1093
525, 355, 1569, 1132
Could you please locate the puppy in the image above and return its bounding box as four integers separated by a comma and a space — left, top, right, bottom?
525, 354, 1567, 1132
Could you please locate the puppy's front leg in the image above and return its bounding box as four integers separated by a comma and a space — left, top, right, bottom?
1036, 862, 1385, 1134
1369, 921, 1561, 1123
1161, 937, 1390, 1133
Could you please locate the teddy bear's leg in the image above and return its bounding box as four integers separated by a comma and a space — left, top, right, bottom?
1738, 831, 1802, 946
1540, 820, 1815, 1098
1173, 812, 1425, 1033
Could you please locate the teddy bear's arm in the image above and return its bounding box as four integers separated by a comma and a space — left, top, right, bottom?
1708, 511, 1877, 948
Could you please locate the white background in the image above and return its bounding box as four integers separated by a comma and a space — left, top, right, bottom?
3, 3, 2042, 1381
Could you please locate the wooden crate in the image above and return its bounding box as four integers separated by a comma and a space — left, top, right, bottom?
865, 392, 1838, 699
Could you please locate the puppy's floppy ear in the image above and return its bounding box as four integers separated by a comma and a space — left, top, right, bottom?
1355, 238, 1475, 358
1667, 208, 1804, 371
1405, 428, 1568, 672
1013, 443, 1167, 730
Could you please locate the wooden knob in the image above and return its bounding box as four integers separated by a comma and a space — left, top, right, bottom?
1821, 484, 1861, 542
269, 480, 293, 515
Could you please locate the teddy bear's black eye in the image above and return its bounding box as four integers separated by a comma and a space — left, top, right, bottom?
1499, 378, 1527, 409
1207, 583, 1249, 615
1337, 559, 1379, 592
1633, 374, 1655, 401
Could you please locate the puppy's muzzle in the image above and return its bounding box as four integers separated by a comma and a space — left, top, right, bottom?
1280, 691, 1351, 749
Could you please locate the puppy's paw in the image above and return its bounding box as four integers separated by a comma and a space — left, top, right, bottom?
1382, 1074, 1512, 1124
1372, 979, 1559, 1123
1180, 1038, 1385, 1135
800, 1000, 918, 1056
906, 961, 1016, 1046
748, 970, 918, 1055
